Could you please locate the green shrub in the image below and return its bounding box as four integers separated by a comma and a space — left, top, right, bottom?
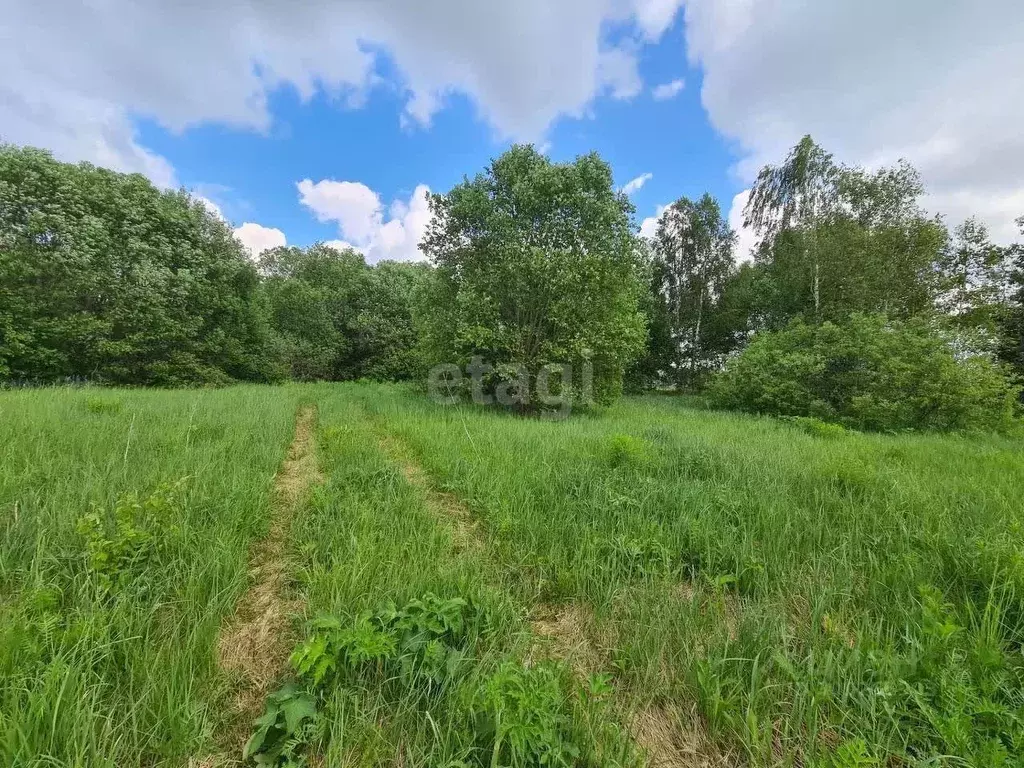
709, 314, 1021, 432
76, 482, 185, 596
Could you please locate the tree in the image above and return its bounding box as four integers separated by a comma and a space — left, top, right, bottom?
0, 145, 276, 385
419, 145, 646, 408
997, 217, 1024, 385
936, 218, 1014, 339
257, 244, 429, 382
352, 261, 431, 381
745, 136, 839, 320
650, 194, 736, 388
746, 137, 945, 328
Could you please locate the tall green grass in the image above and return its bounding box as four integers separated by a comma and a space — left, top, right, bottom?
277, 387, 635, 766
4, 382, 1023, 766
0, 386, 303, 766
352, 383, 1024, 766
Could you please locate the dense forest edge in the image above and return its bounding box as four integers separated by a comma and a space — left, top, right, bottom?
2, 139, 1023, 433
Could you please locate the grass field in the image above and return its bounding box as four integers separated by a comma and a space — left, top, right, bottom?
2, 383, 1022, 767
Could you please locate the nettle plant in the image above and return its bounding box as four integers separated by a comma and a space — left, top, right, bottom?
291, 593, 473, 689
467, 660, 580, 768
247, 594, 478, 765
247, 593, 601, 767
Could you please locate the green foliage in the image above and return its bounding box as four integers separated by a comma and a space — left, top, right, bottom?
291, 594, 472, 689
0, 145, 278, 385
855, 585, 1024, 765
780, 415, 849, 439
744, 137, 946, 327
257, 245, 428, 382
418, 144, 646, 408
646, 194, 738, 389
710, 313, 1021, 432
85, 395, 123, 414
469, 661, 579, 768
251, 595, 476, 765
255, 588, 595, 767
353, 261, 431, 381
243, 684, 320, 767
601, 434, 654, 470
75, 481, 184, 596
997, 217, 1024, 388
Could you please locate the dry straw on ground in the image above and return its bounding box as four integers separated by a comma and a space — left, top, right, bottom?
215, 405, 322, 752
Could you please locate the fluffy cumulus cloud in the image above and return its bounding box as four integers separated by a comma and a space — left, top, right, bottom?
298, 179, 432, 263
621, 172, 653, 195
680, 0, 1024, 241
233, 222, 287, 258
1, 1, 685, 184
651, 78, 685, 101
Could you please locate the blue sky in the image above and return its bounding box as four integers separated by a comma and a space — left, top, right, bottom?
132, 13, 738, 257
3, 1, 1022, 256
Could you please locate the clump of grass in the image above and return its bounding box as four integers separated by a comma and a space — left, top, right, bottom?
781, 415, 849, 439
601, 434, 654, 470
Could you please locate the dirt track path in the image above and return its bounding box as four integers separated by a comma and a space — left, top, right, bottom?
371, 426, 731, 768
213, 405, 322, 757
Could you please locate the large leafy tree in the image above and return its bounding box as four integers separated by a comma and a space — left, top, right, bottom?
352, 261, 431, 381
745, 136, 839, 321
935, 218, 1015, 339
257, 244, 428, 382
0, 145, 275, 385
419, 145, 646, 407
651, 194, 736, 387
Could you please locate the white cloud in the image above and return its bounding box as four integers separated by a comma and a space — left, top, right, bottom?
621, 172, 653, 195
323, 240, 364, 255
651, 78, 685, 101
297, 180, 383, 243
597, 47, 644, 101
640, 203, 669, 239
234, 222, 287, 258
194, 195, 225, 221
1, 1, 686, 186
681, 0, 1024, 242
727, 189, 757, 264
299, 180, 432, 263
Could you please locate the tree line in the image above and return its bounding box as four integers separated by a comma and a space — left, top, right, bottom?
2, 141, 1022, 430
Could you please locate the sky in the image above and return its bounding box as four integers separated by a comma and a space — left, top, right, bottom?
2, 1, 1022, 264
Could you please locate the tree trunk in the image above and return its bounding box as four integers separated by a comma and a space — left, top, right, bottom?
813, 258, 820, 319
692, 286, 705, 382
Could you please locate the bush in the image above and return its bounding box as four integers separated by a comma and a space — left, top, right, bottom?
709, 314, 1021, 432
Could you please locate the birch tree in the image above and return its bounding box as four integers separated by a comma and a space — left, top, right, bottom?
745, 136, 839, 320
652, 194, 735, 387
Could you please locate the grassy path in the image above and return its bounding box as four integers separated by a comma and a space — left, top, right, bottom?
214, 404, 322, 755
0, 386, 302, 766
371, 417, 727, 768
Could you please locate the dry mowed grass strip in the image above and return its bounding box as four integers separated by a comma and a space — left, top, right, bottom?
629, 704, 740, 768
214, 405, 322, 754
